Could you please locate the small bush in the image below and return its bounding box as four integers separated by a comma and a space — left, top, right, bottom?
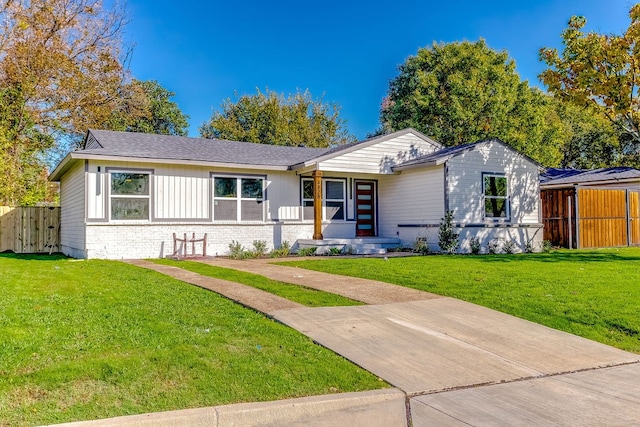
487, 239, 500, 254
297, 247, 317, 257
438, 211, 459, 254
270, 241, 291, 258
542, 240, 553, 253
413, 238, 430, 255
327, 247, 343, 256
503, 240, 517, 254
252, 240, 268, 257
469, 237, 482, 255
525, 240, 535, 254
228, 240, 245, 259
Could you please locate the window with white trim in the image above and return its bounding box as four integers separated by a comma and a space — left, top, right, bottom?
213, 176, 264, 222
302, 178, 345, 221
483, 174, 509, 219
110, 171, 150, 220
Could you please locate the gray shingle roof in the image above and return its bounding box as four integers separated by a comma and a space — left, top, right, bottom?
541, 167, 640, 186
81, 130, 331, 167
394, 139, 495, 169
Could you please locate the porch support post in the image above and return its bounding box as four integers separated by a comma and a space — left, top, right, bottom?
312, 169, 323, 240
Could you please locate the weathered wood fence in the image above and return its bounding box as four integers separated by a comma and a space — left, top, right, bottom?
541, 188, 640, 249
0, 206, 60, 253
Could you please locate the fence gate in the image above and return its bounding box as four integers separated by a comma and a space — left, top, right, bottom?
0, 206, 60, 253
630, 191, 640, 245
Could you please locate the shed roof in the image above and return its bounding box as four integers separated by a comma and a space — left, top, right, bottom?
540, 167, 640, 187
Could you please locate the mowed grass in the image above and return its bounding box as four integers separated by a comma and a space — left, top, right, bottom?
152, 259, 361, 307
0, 254, 385, 427
280, 248, 640, 353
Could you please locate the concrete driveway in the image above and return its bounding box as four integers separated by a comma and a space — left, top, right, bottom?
274, 298, 640, 425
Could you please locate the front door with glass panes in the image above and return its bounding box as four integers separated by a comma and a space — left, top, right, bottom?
355, 180, 376, 236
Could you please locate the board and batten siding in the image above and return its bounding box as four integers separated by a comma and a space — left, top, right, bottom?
377, 165, 445, 240
59, 161, 86, 258
446, 141, 540, 224
318, 133, 439, 174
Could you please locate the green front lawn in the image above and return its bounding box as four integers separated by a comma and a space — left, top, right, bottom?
280, 248, 640, 353
152, 259, 362, 307
0, 254, 384, 427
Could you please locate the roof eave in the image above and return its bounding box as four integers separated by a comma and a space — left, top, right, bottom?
541, 177, 640, 189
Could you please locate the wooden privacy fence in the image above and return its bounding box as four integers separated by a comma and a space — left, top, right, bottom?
541, 188, 640, 249
0, 206, 60, 253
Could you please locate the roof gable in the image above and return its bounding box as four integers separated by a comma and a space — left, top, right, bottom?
393, 138, 540, 171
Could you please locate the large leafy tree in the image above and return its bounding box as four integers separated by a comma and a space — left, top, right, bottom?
540, 4, 640, 166
540, 5, 640, 145
200, 89, 355, 147
381, 40, 566, 166
108, 80, 189, 136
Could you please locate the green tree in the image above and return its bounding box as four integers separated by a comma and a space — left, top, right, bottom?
200, 89, 355, 147
0, 86, 56, 205
540, 4, 640, 153
107, 80, 189, 136
381, 40, 565, 166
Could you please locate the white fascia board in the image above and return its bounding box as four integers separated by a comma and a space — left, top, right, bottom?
68, 153, 291, 171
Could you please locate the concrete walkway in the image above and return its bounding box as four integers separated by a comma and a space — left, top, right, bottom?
72, 258, 640, 426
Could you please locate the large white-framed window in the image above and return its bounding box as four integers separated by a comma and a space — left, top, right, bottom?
109, 170, 152, 221
483, 173, 509, 220
213, 175, 264, 222
301, 178, 346, 221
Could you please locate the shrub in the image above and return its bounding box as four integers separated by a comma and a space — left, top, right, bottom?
270, 241, 291, 258
469, 237, 482, 255
327, 247, 343, 256
487, 239, 500, 254
502, 240, 517, 254
542, 240, 553, 253
525, 240, 535, 254
438, 211, 459, 254
228, 240, 245, 259
252, 240, 268, 257
297, 247, 317, 256
413, 237, 430, 255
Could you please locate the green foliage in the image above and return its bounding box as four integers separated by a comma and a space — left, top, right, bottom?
199, 89, 356, 147
270, 241, 291, 258
297, 247, 317, 257
469, 237, 482, 255
249, 240, 268, 258
381, 40, 564, 166
502, 240, 517, 254
487, 239, 500, 254
0, 254, 380, 425
540, 5, 640, 164
286, 248, 640, 353
327, 247, 343, 256
438, 211, 459, 254
542, 240, 553, 253
228, 240, 245, 259
0, 86, 57, 205
413, 237, 431, 255
107, 80, 189, 137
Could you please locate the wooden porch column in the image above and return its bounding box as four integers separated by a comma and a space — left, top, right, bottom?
312, 170, 323, 240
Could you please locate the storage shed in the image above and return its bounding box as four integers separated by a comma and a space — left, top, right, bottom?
540, 168, 640, 248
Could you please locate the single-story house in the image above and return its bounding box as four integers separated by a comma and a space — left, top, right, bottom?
49, 128, 543, 259
540, 167, 640, 248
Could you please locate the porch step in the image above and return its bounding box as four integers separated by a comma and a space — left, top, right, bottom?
296, 238, 401, 256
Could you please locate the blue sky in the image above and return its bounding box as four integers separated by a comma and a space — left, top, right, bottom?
124, 0, 632, 140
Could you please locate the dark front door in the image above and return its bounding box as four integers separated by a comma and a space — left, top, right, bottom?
355, 180, 376, 237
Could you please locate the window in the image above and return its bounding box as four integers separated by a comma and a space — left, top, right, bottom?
483, 174, 509, 219
110, 171, 150, 220
213, 176, 264, 221
302, 178, 346, 221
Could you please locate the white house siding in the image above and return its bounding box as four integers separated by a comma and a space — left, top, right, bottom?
446, 141, 542, 253
377, 165, 445, 246
59, 161, 86, 258
318, 133, 440, 174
